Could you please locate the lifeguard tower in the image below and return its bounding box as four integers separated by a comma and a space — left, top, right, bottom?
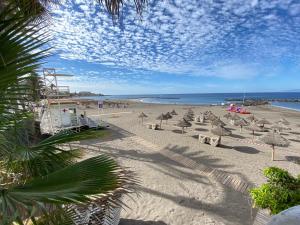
39, 68, 98, 135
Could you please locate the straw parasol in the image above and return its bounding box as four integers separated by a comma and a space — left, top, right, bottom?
183, 113, 194, 121
211, 125, 232, 144
231, 113, 241, 121
138, 112, 148, 124
165, 112, 173, 123
245, 122, 263, 139
170, 109, 178, 115
207, 113, 218, 121
259, 130, 290, 161
157, 113, 168, 128
277, 118, 290, 126
223, 113, 232, 120
176, 118, 192, 134
271, 122, 291, 132
211, 118, 225, 127
234, 118, 249, 132
257, 118, 271, 128
247, 114, 257, 122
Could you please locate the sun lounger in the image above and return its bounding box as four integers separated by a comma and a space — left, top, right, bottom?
146, 123, 159, 130
198, 134, 220, 147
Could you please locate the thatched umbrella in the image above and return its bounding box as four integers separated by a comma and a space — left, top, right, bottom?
223, 113, 232, 120
259, 131, 290, 161
170, 109, 178, 115
271, 123, 291, 132
211, 118, 225, 127
165, 112, 173, 123
183, 114, 193, 121
234, 118, 249, 132
138, 112, 148, 124
257, 118, 271, 128
207, 113, 218, 121
245, 122, 263, 139
176, 118, 192, 134
231, 114, 241, 121
247, 114, 257, 122
278, 118, 290, 126
157, 114, 167, 128
211, 125, 232, 144
187, 108, 194, 115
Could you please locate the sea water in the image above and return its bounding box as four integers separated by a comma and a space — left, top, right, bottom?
80, 92, 300, 112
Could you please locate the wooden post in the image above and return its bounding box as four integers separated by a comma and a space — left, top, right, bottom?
272, 145, 275, 161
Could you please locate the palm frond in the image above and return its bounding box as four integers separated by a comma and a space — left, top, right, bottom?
0, 155, 131, 224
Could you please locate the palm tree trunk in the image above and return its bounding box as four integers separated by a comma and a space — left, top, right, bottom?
252, 130, 254, 140
240, 125, 242, 133
182, 127, 184, 134
160, 119, 162, 129
272, 145, 275, 161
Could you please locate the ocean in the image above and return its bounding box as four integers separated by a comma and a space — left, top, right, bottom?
80, 92, 300, 112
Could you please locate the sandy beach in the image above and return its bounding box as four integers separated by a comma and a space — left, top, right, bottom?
76, 101, 300, 225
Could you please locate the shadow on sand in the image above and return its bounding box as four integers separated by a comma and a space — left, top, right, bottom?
79, 124, 255, 225
233, 146, 260, 154
120, 219, 168, 225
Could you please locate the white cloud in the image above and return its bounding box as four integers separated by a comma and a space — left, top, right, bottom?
49, 0, 300, 80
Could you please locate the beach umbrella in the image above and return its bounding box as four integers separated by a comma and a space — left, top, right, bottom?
157, 113, 167, 128
176, 118, 192, 134
245, 122, 263, 139
223, 113, 232, 120
271, 122, 291, 132
257, 118, 271, 128
234, 118, 249, 132
211, 118, 226, 127
278, 118, 290, 126
231, 114, 241, 121
207, 113, 218, 121
170, 109, 178, 115
247, 114, 257, 122
138, 112, 148, 124
211, 125, 232, 144
183, 114, 193, 121
165, 112, 173, 123
187, 108, 194, 115
259, 130, 290, 161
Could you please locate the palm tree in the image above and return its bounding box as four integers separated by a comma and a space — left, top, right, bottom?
0, 3, 136, 224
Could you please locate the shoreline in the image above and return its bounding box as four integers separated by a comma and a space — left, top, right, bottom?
270, 104, 300, 112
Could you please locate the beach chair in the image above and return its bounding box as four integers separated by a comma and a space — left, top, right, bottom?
210, 136, 220, 147
198, 134, 209, 144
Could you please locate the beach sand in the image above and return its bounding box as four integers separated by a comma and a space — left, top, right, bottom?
77, 101, 300, 225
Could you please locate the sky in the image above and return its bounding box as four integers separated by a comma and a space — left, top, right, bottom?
46, 0, 300, 95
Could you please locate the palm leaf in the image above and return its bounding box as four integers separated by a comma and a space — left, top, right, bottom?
0, 155, 131, 224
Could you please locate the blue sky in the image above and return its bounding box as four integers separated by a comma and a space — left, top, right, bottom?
47, 0, 300, 95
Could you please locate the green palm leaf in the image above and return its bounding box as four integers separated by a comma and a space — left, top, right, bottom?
0, 155, 132, 224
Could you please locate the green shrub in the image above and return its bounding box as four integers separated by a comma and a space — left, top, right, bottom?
250, 167, 300, 214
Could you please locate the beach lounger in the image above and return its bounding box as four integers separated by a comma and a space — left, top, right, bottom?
146, 123, 159, 130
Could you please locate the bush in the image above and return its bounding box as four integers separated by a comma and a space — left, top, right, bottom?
250, 167, 300, 214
